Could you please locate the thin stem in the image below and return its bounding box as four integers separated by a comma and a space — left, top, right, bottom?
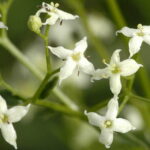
0, 75, 26, 100
0, 37, 44, 79
65, 0, 109, 59
35, 100, 83, 118
0, 37, 78, 111
31, 69, 59, 102
118, 95, 129, 114
130, 93, 150, 103
106, 0, 126, 28
123, 133, 149, 150
53, 88, 79, 111
44, 25, 51, 73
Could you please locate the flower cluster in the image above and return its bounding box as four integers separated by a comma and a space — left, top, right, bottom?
36, 2, 144, 148
1, 1, 148, 149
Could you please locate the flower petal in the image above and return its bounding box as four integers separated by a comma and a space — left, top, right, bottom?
143, 35, 150, 45
91, 68, 110, 81
74, 37, 88, 53
143, 25, 150, 34
1, 123, 17, 149
0, 95, 7, 113
113, 118, 136, 133
48, 46, 72, 59
85, 111, 104, 127
110, 49, 121, 65
79, 57, 95, 75
106, 96, 118, 120
120, 59, 142, 76
129, 36, 143, 58
59, 57, 77, 84
43, 13, 59, 25
99, 129, 113, 149
56, 9, 79, 20
109, 74, 121, 96
7, 105, 30, 123
116, 27, 137, 37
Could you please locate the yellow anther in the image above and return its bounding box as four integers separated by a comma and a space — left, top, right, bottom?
55, 3, 59, 8
104, 120, 113, 128
72, 52, 81, 61
137, 24, 143, 30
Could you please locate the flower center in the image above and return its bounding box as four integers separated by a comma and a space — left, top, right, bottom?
71, 52, 81, 61
0, 114, 9, 123
111, 64, 121, 74
104, 120, 113, 128
137, 24, 144, 36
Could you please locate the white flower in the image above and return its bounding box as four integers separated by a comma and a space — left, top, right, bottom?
92, 49, 142, 96
85, 96, 135, 148
35, 2, 79, 26
48, 37, 95, 84
0, 95, 30, 149
0, 14, 8, 29
116, 24, 150, 57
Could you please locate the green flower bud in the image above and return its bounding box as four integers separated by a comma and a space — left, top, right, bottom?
28, 15, 42, 33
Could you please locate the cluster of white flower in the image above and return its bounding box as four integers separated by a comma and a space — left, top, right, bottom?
0, 1, 148, 149
33, 2, 145, 148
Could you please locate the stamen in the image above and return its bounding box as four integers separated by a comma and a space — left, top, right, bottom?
104, 120, 112, 128
102, 59, 109, 67
55, 3, 59, 8
50, 2, 55, 7
137, 24, 143, 30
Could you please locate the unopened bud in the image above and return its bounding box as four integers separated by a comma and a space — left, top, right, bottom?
28, 15, 42, 33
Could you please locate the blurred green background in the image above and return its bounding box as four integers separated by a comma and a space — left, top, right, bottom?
1, 0, 150, 149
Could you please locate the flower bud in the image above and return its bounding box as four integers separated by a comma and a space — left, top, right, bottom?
28, 15, 42, 33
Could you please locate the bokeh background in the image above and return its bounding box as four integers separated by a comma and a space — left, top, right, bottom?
0, 0, 150, 149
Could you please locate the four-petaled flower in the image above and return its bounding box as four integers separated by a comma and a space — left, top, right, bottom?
0, 14, 8, 29
117, 24, 150, 57
0, 96, 30, 149
92, 49, 142, 96
85, 96, 135, 148
48, 37, 95, 84
35, 2, 79, 26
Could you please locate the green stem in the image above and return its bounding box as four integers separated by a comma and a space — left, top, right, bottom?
0, 37, 78, 111
65, 0, 109, 59
53, 88, 79, 111
106, 0, 126, 28
31, 69, 59, 102
0, 37, 44, 79
118, 95, 129, 114
44, 25, 51, 73
130, 93, 150, 103
35, 100, 83, 118
119, 133, 149, 150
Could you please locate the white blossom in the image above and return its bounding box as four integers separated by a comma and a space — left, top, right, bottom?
0, 95, 30, 149
0, 14, 8, 29
92, 49, 142, 96
85, 96, 135, 148
35, 2, 79, 26
48, 37, 95, 84
116, 24, 150, 57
